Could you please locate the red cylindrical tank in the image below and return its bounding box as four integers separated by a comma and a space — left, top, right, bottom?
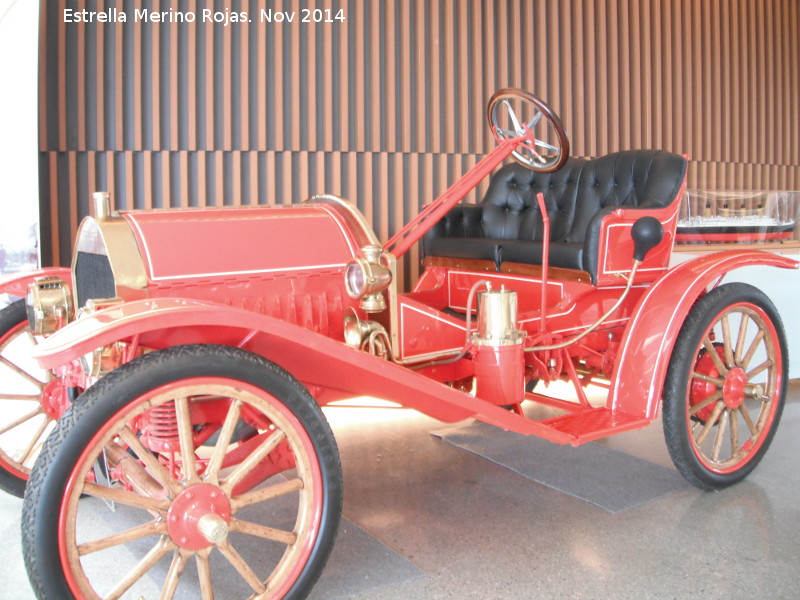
474, 343, 525, 406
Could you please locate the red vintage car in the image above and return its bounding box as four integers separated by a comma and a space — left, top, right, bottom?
0, 90, 795, 599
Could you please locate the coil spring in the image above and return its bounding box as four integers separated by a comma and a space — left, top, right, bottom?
142, 401, 180, 453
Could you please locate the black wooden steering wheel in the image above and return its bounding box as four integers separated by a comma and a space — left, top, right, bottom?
487, 89, 570, 172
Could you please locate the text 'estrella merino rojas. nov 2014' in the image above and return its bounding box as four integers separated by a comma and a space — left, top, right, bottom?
62, 7, 346, 26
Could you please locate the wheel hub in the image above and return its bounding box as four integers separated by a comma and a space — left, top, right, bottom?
722, 367, 747, 410
167, 483, 231, 550
40, 378, 71, 420
690, 345, 725, 422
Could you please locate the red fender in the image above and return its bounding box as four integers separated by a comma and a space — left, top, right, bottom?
32, 297, 577, 442
610, 250, 798, 419
0, 267, 72, 298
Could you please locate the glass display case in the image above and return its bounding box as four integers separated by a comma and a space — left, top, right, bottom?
677, 190, 799, 244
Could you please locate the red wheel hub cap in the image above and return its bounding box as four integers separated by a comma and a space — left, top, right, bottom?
167, 483, 231, 550
722, 367, 747, 410
40, 378, 71, 420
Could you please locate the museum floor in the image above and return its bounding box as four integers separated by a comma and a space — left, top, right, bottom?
2, 381, 798, 600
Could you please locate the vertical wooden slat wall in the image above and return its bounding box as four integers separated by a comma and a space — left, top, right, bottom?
39, 0, 800, 286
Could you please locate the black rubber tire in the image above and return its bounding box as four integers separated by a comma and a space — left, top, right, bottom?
0, 300, 38, 497
662, 283, 788, 490
22, 344, 342, 600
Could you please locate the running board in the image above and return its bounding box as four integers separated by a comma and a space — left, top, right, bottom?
538, 408, 651, 445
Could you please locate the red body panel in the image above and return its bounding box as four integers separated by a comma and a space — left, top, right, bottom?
119, 203, 366, 341
125, 205, 358, 283
397, 296, 466, 360
594, 202, 682, 287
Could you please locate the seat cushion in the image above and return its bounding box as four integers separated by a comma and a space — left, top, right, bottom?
425, 237, 502, 266
501, 241, 584, 271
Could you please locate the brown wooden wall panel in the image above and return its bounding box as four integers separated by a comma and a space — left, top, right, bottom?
39, 0, 800, 273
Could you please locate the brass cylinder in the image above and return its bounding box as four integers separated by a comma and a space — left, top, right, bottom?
92, 191, 112, 219
476, 289, 521, 346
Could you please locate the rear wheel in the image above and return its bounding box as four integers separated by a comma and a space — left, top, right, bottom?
662, 284, 787, 490
0, 300, 67, 497
22, 344, 342, 600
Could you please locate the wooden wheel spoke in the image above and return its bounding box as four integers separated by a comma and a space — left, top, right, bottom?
160, 549, 190, 600
221, 430, 286, 495
0, 407, 43, 436
204, 399, 243, 484
740, 330, 766, 371
702, 337, 728, 375
231, 477, 304, 512
734, 313, 751, 364
16, 414, 51, 464
77, 520, 168, 556
721, 314, 735, 367
82, 481, 171, 513
175, 397, 199, 484
691, 372, 723, 387
229, 517, 297, 545
730, 410, 740, 457
0, 354, 45, 389
195, 548, 215, 600
695, 402, 725, 446
119, 428, 184, 498
711, 409, 730, 462
738, 404, 759, 437
745, 359, 773, 380
689, 391, 722, 417
217, 539, 266, 595
0, 393, 43, 401
105, 537, 175, 600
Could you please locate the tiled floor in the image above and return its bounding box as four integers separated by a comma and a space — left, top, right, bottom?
2, 382, 799, 599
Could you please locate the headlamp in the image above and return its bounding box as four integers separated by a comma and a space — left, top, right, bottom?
344, 245, 392, 312
26, 276, 74, 336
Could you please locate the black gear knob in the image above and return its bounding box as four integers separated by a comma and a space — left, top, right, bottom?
631, 216, 664, 262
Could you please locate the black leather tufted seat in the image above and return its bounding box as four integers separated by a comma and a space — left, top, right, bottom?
422, 150, 687, 282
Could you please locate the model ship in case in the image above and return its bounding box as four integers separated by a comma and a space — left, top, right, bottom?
677, 190, 798, 243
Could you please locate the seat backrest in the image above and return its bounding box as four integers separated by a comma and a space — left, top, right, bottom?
480, 159, 584, 241
565, 150, 688, 244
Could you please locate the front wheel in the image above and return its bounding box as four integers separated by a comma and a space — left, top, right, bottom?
0, 299, 70, 497
22, 344, 342, 600
662, 283, 788, 490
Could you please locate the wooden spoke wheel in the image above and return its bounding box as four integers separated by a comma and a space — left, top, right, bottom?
663, 283, 787, 490
0, 300, 69, 497
487, 88, 570, 172
21, 345, 342, 600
